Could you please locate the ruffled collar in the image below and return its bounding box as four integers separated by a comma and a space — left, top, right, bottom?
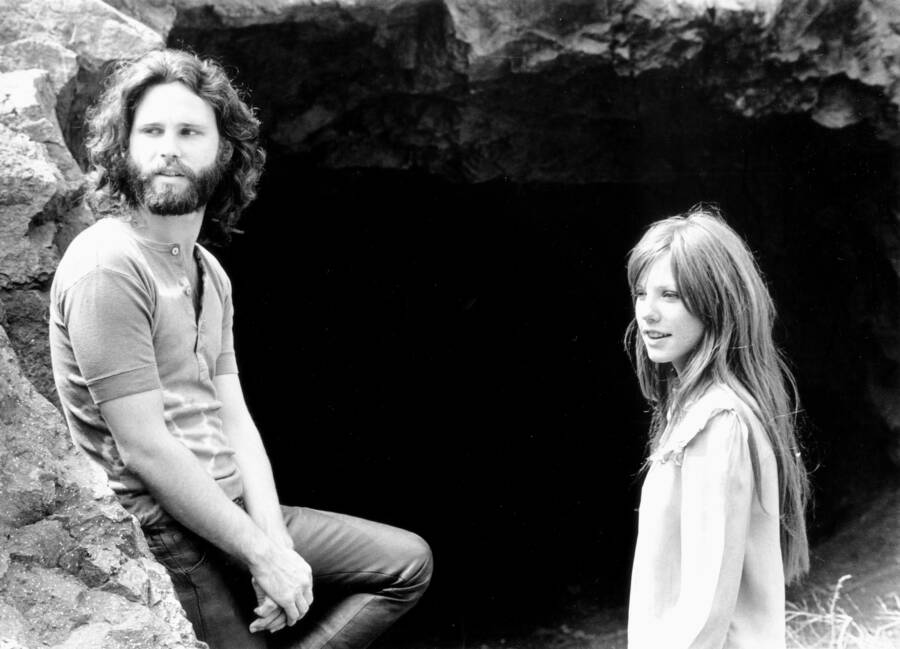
648, 385, 741, 466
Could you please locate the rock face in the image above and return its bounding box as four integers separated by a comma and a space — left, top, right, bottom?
0, 0, 160, 402
163, 0, 900, 181
0, 326, 205, 649
0, 3, 198, 648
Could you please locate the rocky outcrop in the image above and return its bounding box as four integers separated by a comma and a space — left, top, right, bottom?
0, 325, 205, 649
159, 0, 900, 181
0, 0, 161, 402
0, 3, 196, 648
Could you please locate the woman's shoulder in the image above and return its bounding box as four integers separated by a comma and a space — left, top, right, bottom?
650, 383, 751, 464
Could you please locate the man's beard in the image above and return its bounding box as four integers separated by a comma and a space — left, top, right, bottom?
124, 156, 225, 216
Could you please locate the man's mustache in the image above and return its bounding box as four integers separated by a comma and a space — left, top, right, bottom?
144, 160, 196, 180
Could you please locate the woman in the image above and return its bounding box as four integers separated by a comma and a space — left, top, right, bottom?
625, 207, 809, 648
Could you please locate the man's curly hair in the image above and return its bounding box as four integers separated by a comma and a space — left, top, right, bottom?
84, 48, 265, 243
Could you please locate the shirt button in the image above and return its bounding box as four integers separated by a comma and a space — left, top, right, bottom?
171, 246, 180, 255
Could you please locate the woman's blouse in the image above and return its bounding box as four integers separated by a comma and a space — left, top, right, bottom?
628, 384, 785, 649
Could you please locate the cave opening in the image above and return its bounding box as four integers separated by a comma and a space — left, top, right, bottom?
210, 117, 898, 642
172, 19, 900, 644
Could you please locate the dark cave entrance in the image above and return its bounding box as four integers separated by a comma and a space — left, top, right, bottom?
211, 116, 898, 641
171, 18, 900, 643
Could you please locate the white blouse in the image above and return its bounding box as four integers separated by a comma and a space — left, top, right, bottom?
628, 384, 785, 649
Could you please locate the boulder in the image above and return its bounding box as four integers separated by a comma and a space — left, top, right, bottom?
0, 69, 81, 181
0, 124, 64, 290
0, 0, 164, 164
0, 325, 205, 649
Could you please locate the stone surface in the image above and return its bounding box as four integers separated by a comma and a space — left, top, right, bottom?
0, 0, 164, 163
0, 66, 92, 404
0, 3, 197, 647
0, 69, 80, 181
0, 325, 205, 649
0, 124, 64, 290
102, 0, 178, 39
0, 0, 162, 68
0, 38, 79, 97
0, 290, 56, 409
158, 0, 900, 185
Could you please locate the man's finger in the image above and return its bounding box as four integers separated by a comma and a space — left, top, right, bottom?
282, 599, 301, 626
253, 605, 282, 628
265, 611, 287, 633
249, 608, 285, 634
296, 593, 310, 619
253, 595, 279, 618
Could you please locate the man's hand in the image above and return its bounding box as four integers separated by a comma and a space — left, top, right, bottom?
247, 541, 314, 628
249, 579, 286, 633
248, 524, 299, 634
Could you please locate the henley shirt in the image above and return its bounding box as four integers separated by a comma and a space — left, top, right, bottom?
49, 216, 243, 526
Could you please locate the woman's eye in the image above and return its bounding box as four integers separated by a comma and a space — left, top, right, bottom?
662, 291, 679, 300
633, 289, 646, 299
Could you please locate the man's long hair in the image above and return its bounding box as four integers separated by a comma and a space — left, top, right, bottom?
625, 206, 810, 584
84, 48, 265, 243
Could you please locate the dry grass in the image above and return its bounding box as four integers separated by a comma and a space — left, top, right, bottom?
786, 576, 900, 649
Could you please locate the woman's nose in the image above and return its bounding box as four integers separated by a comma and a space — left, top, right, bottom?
636, 298, 659, 323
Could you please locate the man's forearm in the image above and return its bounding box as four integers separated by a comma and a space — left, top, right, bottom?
214, 374, 289, 543
231, 433, 288, 542
129, 429, 274, 564
101, 389, 313, 626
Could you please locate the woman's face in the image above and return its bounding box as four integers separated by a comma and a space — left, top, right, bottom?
633, 252, 705, 374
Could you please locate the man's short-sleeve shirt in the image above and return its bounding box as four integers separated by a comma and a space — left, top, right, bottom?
49, 216, 243, 526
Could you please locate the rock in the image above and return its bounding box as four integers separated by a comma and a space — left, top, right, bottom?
0, 0, 164, 164
0, 0, 163, 69
0, 68, 92, 402
0, 69, 80, 182
0, 38, 78, 96
0, 289, 57, 408
0, 326, 204, 648
0, 3, 202, 647
0, 124, 63, 290
166, 0, 900, 180
102, 0, 178, 39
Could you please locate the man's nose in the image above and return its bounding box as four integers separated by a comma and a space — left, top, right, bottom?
158, 132, 182, 160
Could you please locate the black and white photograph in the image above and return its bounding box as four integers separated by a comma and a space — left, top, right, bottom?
1, 1, 899, 648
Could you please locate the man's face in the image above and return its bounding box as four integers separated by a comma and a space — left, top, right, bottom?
126, 81, 225, 216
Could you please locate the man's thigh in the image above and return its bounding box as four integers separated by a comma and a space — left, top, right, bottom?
282, 506, 430, 592
144, 524, 267, 649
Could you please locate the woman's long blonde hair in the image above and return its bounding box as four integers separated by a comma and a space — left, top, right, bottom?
625, 206, 810, 584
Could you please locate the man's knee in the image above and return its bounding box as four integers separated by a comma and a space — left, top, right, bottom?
393, 531, 433, 597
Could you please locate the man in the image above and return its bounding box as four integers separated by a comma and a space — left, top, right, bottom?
49, 49, 432, 649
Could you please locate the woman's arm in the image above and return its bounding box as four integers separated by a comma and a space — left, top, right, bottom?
673, 410, 754, 648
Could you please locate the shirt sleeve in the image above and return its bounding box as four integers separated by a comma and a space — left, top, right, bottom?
670, 410, 754, 648
214, 278, 238, 375
61, 268, 161, 404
